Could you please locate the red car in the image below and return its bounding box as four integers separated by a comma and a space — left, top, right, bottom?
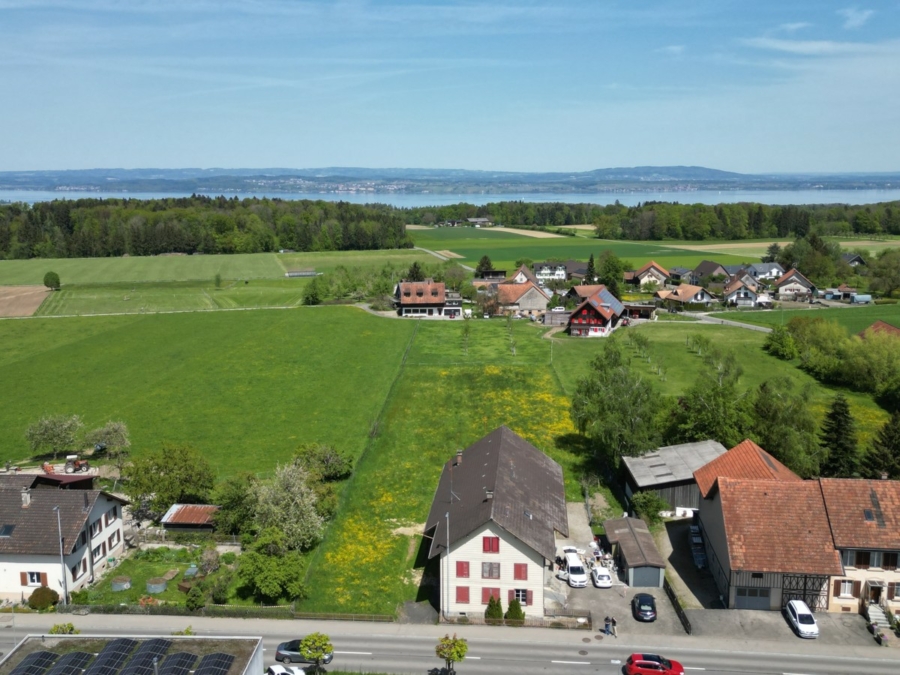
624, 653, 684, 675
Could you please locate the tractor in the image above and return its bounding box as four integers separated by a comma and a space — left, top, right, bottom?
64, 454, 90, 473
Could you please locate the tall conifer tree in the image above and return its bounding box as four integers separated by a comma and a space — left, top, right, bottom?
862, 410, 900, 480
820, 394, 860, 477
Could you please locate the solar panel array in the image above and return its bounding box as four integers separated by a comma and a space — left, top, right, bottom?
46, 652, 94, 675
83, 638, 138, 675
119, 640, 172, 675
10, 651, 59, 675
158, 652, 197, 675
194, 653, 234, 675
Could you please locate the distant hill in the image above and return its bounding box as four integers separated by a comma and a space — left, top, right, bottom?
1, 166, 898, 194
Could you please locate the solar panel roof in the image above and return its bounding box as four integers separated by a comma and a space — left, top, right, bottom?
46, 652, 94, 675
194, 653, 234, 675
158, 653, 197, 675
10, 651, 59, 675
83, 639, 138, 675
119, 639, 172, 675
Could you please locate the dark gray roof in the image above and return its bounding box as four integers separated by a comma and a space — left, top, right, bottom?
604, 516, 666, 568
842, 252, 866, 264
622, 440, 728, 488
669, 266, 691, 275
693, 260, 726, 277
749, 262, 784, 275
722, 264, 752, 275
0, 489, 126, 556
425, 426, 568, 561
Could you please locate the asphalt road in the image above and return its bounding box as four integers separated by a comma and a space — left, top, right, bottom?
5, 615, 900, 675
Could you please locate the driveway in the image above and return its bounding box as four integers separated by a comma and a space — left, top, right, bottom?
565, 577, 686, 638
686, 607, 876, 646
655, 519, 722, 609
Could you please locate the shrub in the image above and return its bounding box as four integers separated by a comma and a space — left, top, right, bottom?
171, 626, 196, 636
43, 271, 61, 290
207, 570, 233, 605
200, 548, 220, 575
49, 623, 79, 634
764, 325, 799, 360
69, 590, 90, 604
484, 595, 503, 624
630, 491, 671, 525
185, 586, 205, 611
220, 552, 237, 565
875, 298, 899, 305
504, 598, 525, 625
28, 586, 59, 611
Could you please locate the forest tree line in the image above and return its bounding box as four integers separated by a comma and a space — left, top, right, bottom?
0, 195, 412, 259
401, 199, 900, 240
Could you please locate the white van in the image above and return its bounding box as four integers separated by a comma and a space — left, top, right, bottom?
559, 552, 588, 588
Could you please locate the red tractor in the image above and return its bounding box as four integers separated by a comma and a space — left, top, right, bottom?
64, 454, 90, 473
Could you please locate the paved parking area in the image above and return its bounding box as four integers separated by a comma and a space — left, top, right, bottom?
687, 607, 876, 645
566, 580, 686, 638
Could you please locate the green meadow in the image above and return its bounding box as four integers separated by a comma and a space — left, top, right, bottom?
408, 227, 761, 272
0, 307, 415, 476
710, 303, 900, 335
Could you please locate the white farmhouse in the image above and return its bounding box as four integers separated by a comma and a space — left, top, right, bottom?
424, 427, 568, 619
0, 481, 127, 603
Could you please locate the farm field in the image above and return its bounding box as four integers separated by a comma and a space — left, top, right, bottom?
551, 322, 888, 443
34, 279, 312, 316
709, 303, 900, 335
0, 249, 421, 286
0, 307, 415, 476
409, 227, 763, 272
303, 319, 584, 614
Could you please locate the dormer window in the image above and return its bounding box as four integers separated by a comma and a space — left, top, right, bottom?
864, 509, 875, 522
431, 290, 438, 297
403, 291, 411, 297
416, 289, 424, 297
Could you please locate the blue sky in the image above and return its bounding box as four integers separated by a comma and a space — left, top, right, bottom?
1, 1, 898, 173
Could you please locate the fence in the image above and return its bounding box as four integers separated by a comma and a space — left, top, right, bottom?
58, 604, 393, 622
443, 609, 592, 630
662, 578, 692, 635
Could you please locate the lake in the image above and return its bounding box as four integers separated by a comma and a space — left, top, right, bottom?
2, 188, 900, 208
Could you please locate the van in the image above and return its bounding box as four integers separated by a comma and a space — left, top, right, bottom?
559, 551, 588, 588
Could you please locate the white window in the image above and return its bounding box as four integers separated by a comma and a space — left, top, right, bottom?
871, 551, 883, 569
842, 549, 855, 567
90, 519, 102, 538
92, 544, 103, 561
840, 580, 854, 597
27, 571, 42, 586
514, 588, 528, 603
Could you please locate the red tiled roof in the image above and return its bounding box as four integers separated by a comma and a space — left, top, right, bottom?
774, 268, 813, 289
694, 439, 801, 498
819, 478, 900, 550
571, 284, 607, 299
860, 320, 900, 338
568, 297, 614, 323
506, 265, 541, 286
718, 478, 842, 575
837, 283, 856, 292
634, 260, 669, 279
397, 279, 446, 305
496, 280, 546, 305
161, 504, 220, 526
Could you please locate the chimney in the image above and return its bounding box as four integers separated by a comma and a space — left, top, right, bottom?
882, 472, 889, 480
455, 450, 463, 466
21, 487, 31, 508
485, 489, 494, 500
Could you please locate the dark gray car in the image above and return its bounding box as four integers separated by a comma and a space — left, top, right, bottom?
275, 640, 334, 665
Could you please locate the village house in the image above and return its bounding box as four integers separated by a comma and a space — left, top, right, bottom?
747, 262, 785, 280
842, 252, 867, 267
466, 217, 493, 227
723, 279, 760, 307
494, 281, 549, 316
624, 261, 669, 289
775, 269, 817, 300
424, 426, 569, 619
394, 278, 461, 318
567, 287, 625, 337
690, 260, 729, 286
565, 284, 607, 304
668, 266, 692, 283
860, 320, 900, 338
654, 283, 716, 308
0, 484, 127, 603
532, 260, 587, 287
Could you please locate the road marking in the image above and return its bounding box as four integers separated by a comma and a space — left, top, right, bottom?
467, 657, 481, 660
783, 672, 814, 675
551, 661, 590, 665
684, 669, 706, 672
334, 651, 372, 655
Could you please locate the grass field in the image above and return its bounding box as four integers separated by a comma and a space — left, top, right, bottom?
0, 307, 415, 476
709, 304, 900, 335
0, 249, 422, 286
551, 322, 888, 443
409, 228, 764, 272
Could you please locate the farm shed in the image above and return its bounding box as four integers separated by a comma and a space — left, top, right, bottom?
603, 516, 666, 588
161, 504, 220, 530
622, 440, 728, 510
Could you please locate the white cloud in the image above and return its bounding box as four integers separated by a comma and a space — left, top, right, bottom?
838, 7, 874, 29
656, 45, 685, 55
742, 36, 874, 56
775, 22, 811, 33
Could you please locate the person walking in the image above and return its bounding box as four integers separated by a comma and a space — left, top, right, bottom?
611, 616, 618, 637
604, 616, 611, 635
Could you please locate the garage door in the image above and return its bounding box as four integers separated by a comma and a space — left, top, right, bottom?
735, 587, 771, 610
632, 566, 661, 587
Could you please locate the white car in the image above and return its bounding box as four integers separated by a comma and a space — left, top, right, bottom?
591, 565, 612, 588
785, 599, 819, 638
550, 306, 567, 312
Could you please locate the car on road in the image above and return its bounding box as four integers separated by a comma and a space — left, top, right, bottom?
784, 599, 819, 638
631, 593, 657, 622
590, 564, 612, 588
624, 653, 684, 675
275, 639, 335, 665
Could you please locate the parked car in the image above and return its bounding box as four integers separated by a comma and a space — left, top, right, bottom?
590, 564, 612, 588
557, 551, 588, 588
631, 593, 657, 622
275, 639, 335, 665
551, 306, 566, 312
625, 653, 684, 675
784, 599, 819, 638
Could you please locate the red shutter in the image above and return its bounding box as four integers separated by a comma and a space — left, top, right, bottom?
508, 589, 515, 604
40, 572, 48, 586
526, 590, 533, 606
456, 586, 469, 604
852, 581, 861, 597
20, 572, 27, 586
483, 537, 490, 553
833, 580, 842, 597
456, 561, 469, 578
514, 563, 528, 580
481, 587, 491, 604
492, 537, 500, 553
490, 587, 500, 600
